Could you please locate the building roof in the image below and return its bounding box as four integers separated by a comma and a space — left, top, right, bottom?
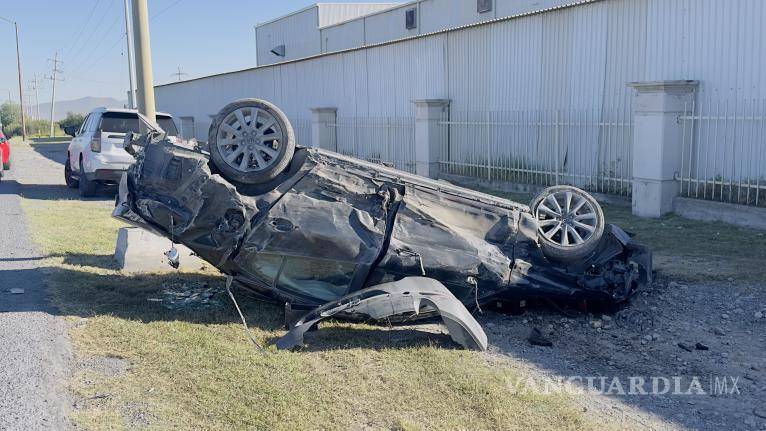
161, 0, 598, 89
255, 2, 402, 28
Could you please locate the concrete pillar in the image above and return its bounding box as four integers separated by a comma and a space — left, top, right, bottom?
114, 227, 207, 272
413, 99, 450, 179
627, 80, 698, 217
311, 107, 337, 150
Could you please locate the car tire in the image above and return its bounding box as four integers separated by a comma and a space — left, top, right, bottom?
529, 185, 605, 263
65, 159, 79, 188
78, 160, 97, 197
208, 98, 295, 185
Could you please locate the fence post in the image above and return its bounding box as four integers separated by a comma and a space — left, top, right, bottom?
412, 99, 450, 179
311, 107, 337, 150
627, 80, 698, 217
555, 109, 560, 185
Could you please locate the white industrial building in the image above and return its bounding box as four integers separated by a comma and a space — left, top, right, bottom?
155, 0, 766, 219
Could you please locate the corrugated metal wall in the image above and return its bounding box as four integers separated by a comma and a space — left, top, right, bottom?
160, 0, 766, 146
256, 7, 321, 65
317, 3, 400, 27
258, 0, 578, 66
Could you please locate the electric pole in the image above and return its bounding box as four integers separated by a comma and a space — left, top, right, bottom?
29, 74, 42, 121
45, 52, 64, 137
23, 90, 34, 121
123, 0, 136, 109
0, 16, 26, 140
171, 66, 187, 82
131, 0, 156, 124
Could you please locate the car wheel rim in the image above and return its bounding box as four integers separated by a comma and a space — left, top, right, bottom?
216, 106, 284, 173
535, 190, 598, 247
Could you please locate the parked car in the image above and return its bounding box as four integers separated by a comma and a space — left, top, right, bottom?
0, 130, 10, 180
64, 108, 180, 197
114, 98, 652, 351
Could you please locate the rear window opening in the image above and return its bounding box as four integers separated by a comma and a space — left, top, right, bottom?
156, 117, 179, 137
99, 112, 179, 137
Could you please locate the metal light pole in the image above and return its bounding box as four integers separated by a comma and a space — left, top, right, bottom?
123, 0, 136, 109
131, 0, 156, 124
0, 16, 26, 140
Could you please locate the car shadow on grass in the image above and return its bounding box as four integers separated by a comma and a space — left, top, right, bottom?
0, 179, 116, 201
0, 264, 463, 351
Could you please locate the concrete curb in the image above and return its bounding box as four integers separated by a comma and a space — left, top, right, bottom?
115, 227, 208, 272
673, 197, 766, 231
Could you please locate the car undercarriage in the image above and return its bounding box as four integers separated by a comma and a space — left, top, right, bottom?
113, 99, 652, 351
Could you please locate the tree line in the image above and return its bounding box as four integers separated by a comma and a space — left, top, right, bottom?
1, 100, 85, 137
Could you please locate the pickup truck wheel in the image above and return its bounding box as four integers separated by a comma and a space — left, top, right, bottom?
65, 159, 79, 188
208, 98, 295, 185
78, 160, 97, 197
530, 186, 604, 263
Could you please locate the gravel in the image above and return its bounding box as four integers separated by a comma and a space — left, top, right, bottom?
482, 273, 766, 430
0, 143, 72, 430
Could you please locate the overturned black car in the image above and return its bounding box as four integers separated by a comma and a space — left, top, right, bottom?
114, 99, 651, 351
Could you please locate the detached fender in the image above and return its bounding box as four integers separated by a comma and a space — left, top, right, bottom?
276, 277, 488, 351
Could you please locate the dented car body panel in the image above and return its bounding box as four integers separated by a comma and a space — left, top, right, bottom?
276, 277, 489, 351
114, 139, 652, 318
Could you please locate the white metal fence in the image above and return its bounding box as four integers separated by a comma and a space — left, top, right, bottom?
679, 98, 766, 208
438, 108, 634, 196
301, 100, 766, 209
328, 117, 417, 173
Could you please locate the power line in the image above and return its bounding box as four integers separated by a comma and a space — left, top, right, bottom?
70, 33, 126, 78
68, 0, 117, 65
63, 0, 103, 59
151, 0, 184, 20
69, 13, 122, 74
67, 0, 188, 97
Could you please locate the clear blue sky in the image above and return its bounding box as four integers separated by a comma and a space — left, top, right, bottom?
0, 0, 386, 104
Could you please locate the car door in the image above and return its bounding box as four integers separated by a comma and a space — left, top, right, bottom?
71, 114, 95, 172
67, 114, 85, 170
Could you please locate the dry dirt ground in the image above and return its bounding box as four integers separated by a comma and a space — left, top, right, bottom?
475, 276, 766, 430
5, 139, 766, 430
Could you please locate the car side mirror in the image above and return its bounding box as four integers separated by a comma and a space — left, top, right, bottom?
64, 126, 78, 137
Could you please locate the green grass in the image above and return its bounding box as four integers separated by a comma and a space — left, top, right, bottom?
23, 182, 763, 429
21, 197, 606, 430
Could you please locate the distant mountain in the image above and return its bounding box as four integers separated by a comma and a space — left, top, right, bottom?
37, 97, 128, 121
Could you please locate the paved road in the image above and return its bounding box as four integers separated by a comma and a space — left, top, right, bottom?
0, 142, 72, 430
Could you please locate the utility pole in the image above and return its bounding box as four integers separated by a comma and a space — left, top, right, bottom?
170, 66, 187, 82
29, 74, 42, 121
0, 16, 26, 140
45, 52, 64, 137
131, 0, 156, 124
123, 0, 136, 109
23, 90, 34, 121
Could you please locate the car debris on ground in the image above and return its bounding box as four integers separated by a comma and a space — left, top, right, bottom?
113, 98, 652, 351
